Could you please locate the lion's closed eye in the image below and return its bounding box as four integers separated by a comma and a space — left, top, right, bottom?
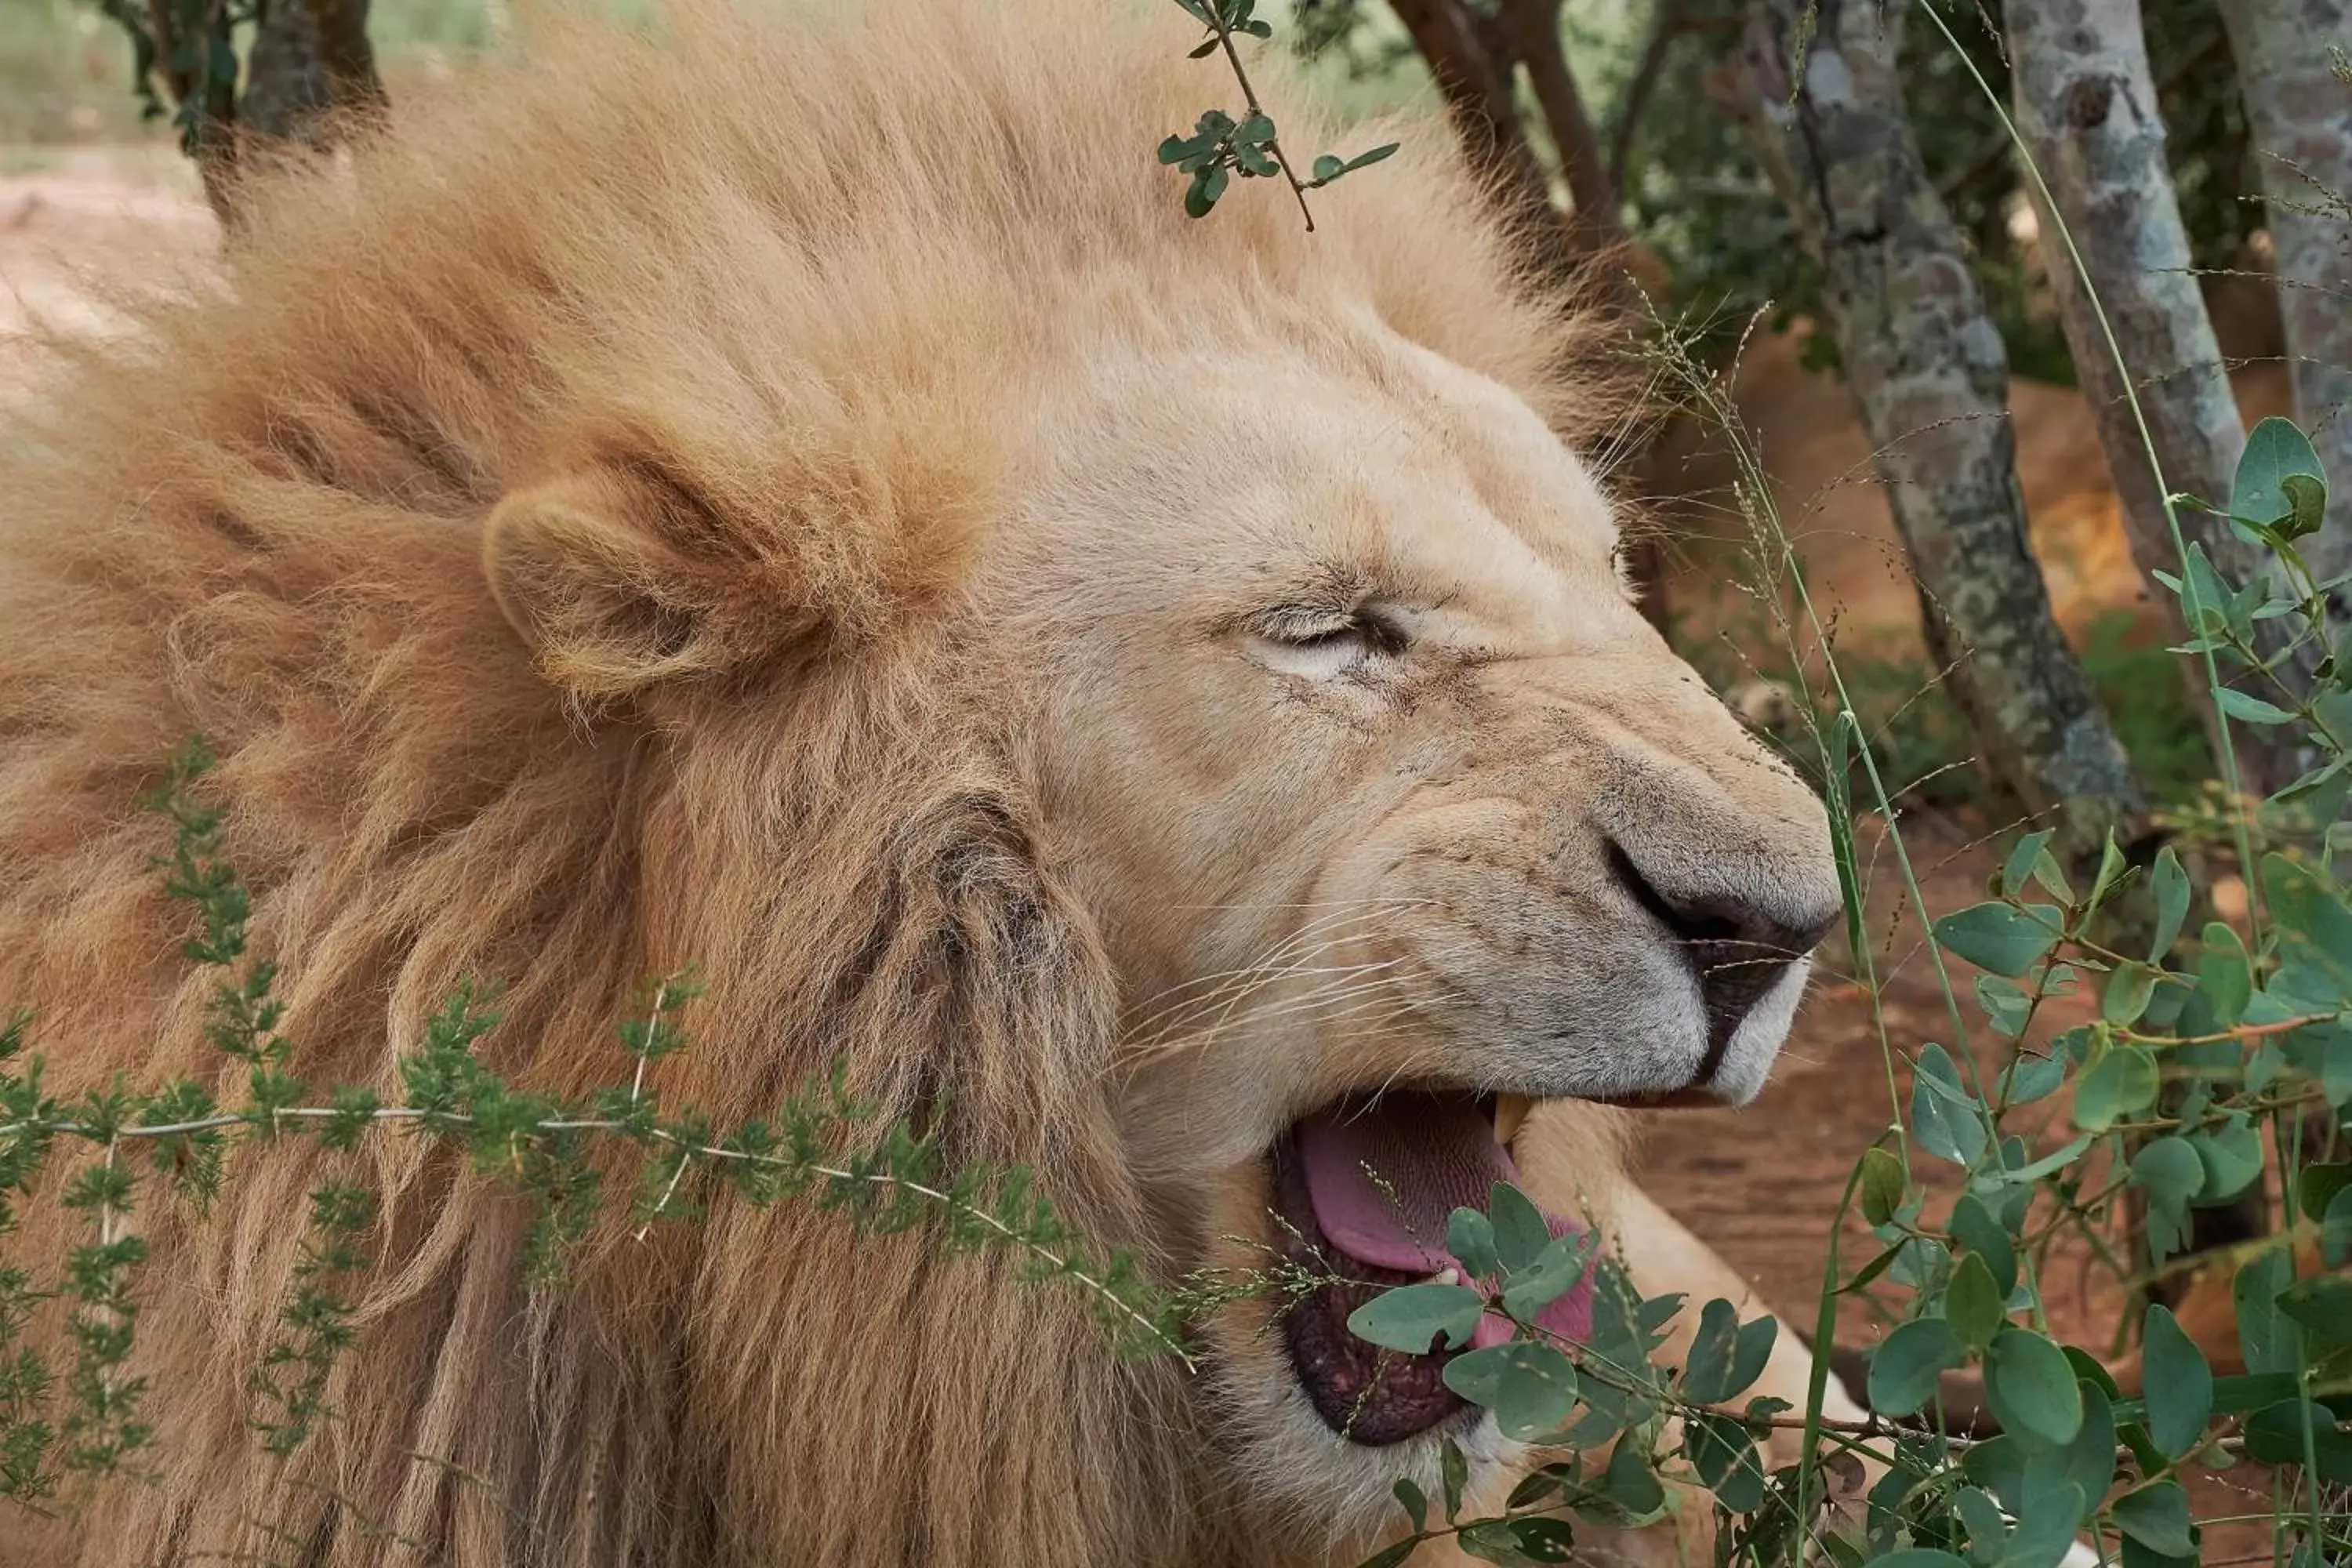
1245, 607, 1408, 680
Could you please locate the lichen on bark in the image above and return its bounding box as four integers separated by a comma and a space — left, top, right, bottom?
1733, 0, 2143, 857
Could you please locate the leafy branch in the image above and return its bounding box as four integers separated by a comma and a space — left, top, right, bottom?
0, 741, 1192, 1504
1160, 0, 1398, 226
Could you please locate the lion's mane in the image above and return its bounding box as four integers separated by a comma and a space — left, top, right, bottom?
0, 4, 1616, 1562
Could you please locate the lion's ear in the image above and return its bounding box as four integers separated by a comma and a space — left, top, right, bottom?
482, 469, 806, 699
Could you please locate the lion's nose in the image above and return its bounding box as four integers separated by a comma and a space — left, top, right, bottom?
1606, 843, 1839, 1080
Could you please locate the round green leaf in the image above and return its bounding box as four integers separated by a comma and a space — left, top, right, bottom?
2072, 1044, 2159, 1132
2102, 962, 2158, 1027
1867, 1317, 1967, 1416
1441, 1339, 1578, 1440
2234, 416, 2326, 532
1984, 1327, 2083, 1447
2244, 1398, 2352, 1481
2111, 1480, 2195, 1558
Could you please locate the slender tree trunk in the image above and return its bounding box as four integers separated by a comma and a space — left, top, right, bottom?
2005, 0, 2297, 793
2220, 0, 2352, 567
1384, 0, 1564, 266
1500, 0, 1626, 259
1733, 0, 2143, 858
305, 0, 387, 118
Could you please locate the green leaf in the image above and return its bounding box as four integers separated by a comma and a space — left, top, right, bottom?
1933, 902, 2063, 977
1598, 1437, 1664, 1516
1947, 1252, 2005, 1352
2073, 1043, 2159, 1131
1183, 163, 1229, 218
2188, 1114, 2264, 1200
2102, 962, 2158, 1027
1441, 1438, 1467, 1520
2130, 1137, 2205, 1263
2147, 848, 2189, 959
2244, 1398, 2352, 1481
1345, 1282, 1484, 1355
1356, 1542, 1419, 1568
2234, 1250, 2301, 1376
2002, 830, 2056, 898
2262, 853, 2352, 1004
1997, 1051, 2066, 1106
1448, 1207, 1499, 1283
1984, 1327, 2083, 1447
2277, 1275, 2352, 1349
2005, 1482, 2090, 1566
1341, 143, 1399, 173
1913, 1043, 1987, 1167
2216, 688, 2298, 725
1501, 1230, 1593, 1321
1391, 1478, 1428, 1534
2281, 471, 2329, 539
1311, 153, 1343, 182
1860, 1145, 1907, 1227
1682, 1298, 1776, 1404
1441, 1340, 1577, 1439
1866, 1554, 1970, 1568
1952, 1486, 2009, 1555
2111, 1480, 2195, 1559
2234, 416, 2327, 534
2194, 923, 2252, 1028
2055, 1385, 2117, 1524
1680, 1297, 1740, 1403
2140, 1305, 2212, 1460
1977, 974, 2033, 1038
2325, 1186, 2352, 1269
1488, 1182, 1551, 1272
1867, 1317, 1967, 1415
2297, 1161, 2352, 1222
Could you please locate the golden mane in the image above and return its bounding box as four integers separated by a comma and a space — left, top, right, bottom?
0, 3, 1619, 1562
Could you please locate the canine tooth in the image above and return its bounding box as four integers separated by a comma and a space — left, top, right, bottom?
1492, 1093, 1531, 1147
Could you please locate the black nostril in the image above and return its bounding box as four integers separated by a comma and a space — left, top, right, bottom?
1606, 844, 1835, 1081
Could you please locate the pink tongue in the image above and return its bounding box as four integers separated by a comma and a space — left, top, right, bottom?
1296, 1094, 1595, 1350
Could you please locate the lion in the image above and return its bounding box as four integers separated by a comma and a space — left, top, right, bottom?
0, 2, 1861, 1563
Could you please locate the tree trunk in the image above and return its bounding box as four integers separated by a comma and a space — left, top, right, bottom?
2220, 0, 2352, 575
2005, 0, 2297, 793
241, 0, 333, 151
305, 0, 387, 119
1499, 0, 1627, 260
1383, 0, 1565, 267
1733, 0, 2144, 859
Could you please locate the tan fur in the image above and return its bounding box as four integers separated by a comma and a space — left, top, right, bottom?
0, 3, 1845, 1563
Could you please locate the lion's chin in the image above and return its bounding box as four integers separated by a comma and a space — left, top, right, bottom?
1260, 1088, 1596, 1449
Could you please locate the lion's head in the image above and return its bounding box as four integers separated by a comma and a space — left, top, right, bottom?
0, 2, 1835, 1563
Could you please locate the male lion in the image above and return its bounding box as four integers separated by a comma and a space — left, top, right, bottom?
0, 2, 1857, 1563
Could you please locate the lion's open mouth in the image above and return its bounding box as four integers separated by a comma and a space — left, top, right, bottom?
1269, 1090, 1595, 1446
